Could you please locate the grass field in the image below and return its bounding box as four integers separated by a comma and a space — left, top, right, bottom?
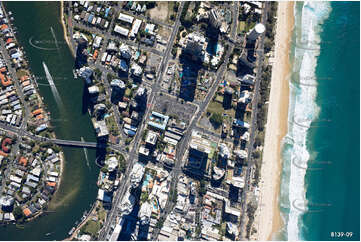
207, 100, 235, 117
16, 69, 29, 79
125, 88, 132, 98
167, 2, 176, 23
81, 220, 100, 237
238, 21, 246, 33
238, 21, 257, 33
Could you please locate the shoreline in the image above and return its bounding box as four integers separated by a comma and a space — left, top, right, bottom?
51, 151, 65, 199
0, 2, 66, 222
60, 1, 75, 58
256, 2, 294, 240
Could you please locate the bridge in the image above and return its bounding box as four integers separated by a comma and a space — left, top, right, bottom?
0, 122, 126, 152
50, 139, 105, 148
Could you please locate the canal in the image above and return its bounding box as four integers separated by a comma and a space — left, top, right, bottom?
0, 2, 99, 240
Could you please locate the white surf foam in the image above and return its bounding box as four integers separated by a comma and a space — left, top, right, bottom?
283, 2, 332, 240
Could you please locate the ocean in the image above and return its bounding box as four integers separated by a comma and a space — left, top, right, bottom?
279, 1, 360, 241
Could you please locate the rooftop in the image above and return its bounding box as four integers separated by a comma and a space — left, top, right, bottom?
145, 131, 158, 145
148, 111, 169, 131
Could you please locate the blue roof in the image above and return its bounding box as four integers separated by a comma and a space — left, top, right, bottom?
88, 14, 94, 23
35, 124, 48, 132
11, 53, 21, 59
105, 7, 110, 18
124, 128, 136, 136
119, 59, 128, 71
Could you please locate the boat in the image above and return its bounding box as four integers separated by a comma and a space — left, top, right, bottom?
68, 227, 75, 236
73, 69, 78, 79
45, 233, 51, 236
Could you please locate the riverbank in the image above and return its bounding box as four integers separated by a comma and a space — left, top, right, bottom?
0, 2, 100, 239
52, 151, 65, 198
60, 1, 75, 57
64, 201, 99, 241
256, 2, 294, 240
0, 2, 66, 220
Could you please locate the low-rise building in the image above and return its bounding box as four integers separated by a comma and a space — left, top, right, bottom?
114, 25, 129, 37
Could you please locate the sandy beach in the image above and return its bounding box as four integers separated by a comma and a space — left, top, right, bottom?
60, 1, 75, 57
256, 2, 294, 240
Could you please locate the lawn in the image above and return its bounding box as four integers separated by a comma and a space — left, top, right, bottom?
207, 100, 235, 117
246, 21, 256, 32
98, 205, 106, 222
238, 21, 246, 34
105, 115, 119, 136
16, 69, 29, 79
204, 99, 236, 134
214, 94, 224, 103
239, 21, 257, 33
124, 88, 132, 98
167, 2, 176, 23
81, 220, 100, 237
207, 100, 223, 114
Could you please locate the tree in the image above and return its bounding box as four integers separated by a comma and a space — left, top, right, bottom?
173, 3, 179, 12
199, 180, 207, 196
125, 138, 132, 145
145, 1, 156, 9
118, 159, 126, 173
94, 68, 102, 79
13, 206, 25, 222
101, 167, 108, 173
254, 132, 264, 147
107, 73, 115, 82
200, 23, 208, 32
252, 150, 261, 159
264, 37, 273, 53
156, 217, 165, 228
209, 113, 223, 127
171, 47, 177, 57
140, 192, 149, 203
139, 29, 146, 38
181, 31, 187, 38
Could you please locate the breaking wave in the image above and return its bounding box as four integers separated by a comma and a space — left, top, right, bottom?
279, 1, 331, 240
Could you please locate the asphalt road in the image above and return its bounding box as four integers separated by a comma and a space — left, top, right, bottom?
150, 26, 236, 240
0, 7, 31, 194
238, 2, 270, 239
98, 3, 185, 240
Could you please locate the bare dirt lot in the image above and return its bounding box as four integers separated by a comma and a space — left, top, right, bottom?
148, 2, 169, 22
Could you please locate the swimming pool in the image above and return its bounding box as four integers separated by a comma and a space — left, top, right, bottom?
142, 173, 152, 188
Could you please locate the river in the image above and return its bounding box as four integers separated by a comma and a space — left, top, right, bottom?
0, 2, 99, 240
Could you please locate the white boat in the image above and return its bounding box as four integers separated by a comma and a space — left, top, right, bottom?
68, 227, 75, 236
73, 69, 78, 79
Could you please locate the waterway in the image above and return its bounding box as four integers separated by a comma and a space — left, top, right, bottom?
0, 2, 99, 240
